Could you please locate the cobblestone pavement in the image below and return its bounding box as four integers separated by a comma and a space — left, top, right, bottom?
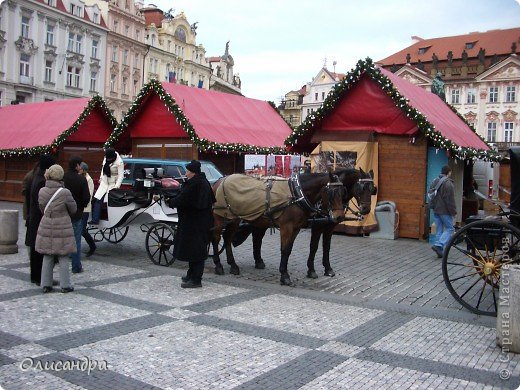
1, 202, 519, 389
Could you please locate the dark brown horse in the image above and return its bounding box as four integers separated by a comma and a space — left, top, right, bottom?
229, 168, 377, 279
211, 172, 347, 286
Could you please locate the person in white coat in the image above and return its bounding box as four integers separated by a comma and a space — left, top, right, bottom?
90, 148, 124, 224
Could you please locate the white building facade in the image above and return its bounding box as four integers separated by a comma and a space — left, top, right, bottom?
0, 0, 108, 105
301, 68, 343, 122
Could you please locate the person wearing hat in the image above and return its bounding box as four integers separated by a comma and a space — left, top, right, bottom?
79, 162, 96, 257
63, 156, 90, 273
90, 147, 124, 225
167, 160, 216, 288
36, 164, 77, 293
26, 154, 56, 285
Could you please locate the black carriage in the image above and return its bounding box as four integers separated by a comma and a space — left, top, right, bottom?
442, 147, 520, 316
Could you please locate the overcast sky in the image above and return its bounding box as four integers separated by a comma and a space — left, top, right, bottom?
151, 0, 520, 102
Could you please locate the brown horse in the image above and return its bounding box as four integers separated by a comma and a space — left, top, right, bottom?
229, 168, 377, 278
211, 171, 347, 286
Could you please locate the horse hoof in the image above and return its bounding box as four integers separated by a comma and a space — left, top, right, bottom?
215, 264, 225, 275
230, 266, 240, 275
255, 260, 265, 269
307, 270, 319, 279
324, 269, 336, 277
280, 277, 293, 286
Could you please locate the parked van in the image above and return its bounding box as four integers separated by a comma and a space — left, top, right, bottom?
473, 160, 499, 200
122, 158, 224, 187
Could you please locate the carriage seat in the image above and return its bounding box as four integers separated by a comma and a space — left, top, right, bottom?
108, 189, 151, 208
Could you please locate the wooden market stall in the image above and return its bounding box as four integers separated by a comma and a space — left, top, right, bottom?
108, 80, 292, 175
0, 96, 118, 202
286, 58, 497, 239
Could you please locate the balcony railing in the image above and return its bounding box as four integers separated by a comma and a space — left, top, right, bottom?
19, 75, 34, 85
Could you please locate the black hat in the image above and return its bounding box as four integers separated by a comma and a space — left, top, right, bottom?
105, 148, 117, 160
39, 154, 56, 170
186, 160, 201, 174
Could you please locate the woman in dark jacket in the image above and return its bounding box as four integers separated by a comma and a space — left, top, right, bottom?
168, 160, 215, 288
26, 154, 56, 285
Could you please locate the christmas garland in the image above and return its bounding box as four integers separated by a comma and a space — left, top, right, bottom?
285, 58, 501, 162
108, 79, 288, 154
0, 95, 117, 158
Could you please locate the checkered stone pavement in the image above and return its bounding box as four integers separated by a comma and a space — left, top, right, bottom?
1, 201, 520, 389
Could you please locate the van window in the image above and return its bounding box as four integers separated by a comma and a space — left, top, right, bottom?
201, 164, 222, 181
133, 163, 161, 179
164, 165, 186, 179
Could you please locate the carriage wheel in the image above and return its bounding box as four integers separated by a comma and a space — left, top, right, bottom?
146, 223, 177, 266
102, 226, 129, 243
442, 220, 520, 316
88, 226, 105, 242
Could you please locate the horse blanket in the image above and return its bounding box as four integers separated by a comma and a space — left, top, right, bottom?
214, 174, 292, 221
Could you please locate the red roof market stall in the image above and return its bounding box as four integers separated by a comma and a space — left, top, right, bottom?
286, 58, 496, 239
109, 80, 292, 174
0, 96, 117, 202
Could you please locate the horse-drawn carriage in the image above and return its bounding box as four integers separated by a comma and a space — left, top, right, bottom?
442, 147, 520, 317
87, 167, 180, 266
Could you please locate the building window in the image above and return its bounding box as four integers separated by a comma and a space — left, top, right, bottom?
133, 53, 139, 68
66, 66, 80, 87
506, 86, 516, 103
67, 33, 82, 53
135, 29, 140, 40
123, 50, 128, 65
122, 77, 127, 94
92, 13, 99, 24
91, 40, 98, 58
46, 24, 55, 45
133, 79, 138, 95
451, 89, 460, 104
504, 122, 514, 143
487, 122, 497, 143
70, 4, 82, 17
314, 92, 318, 101
44, 60, 52, 82
150, 35, 155, 46
489, 86, 498, 103
113, 19, 118, 32
322, 91, 326, 100
465, 42, 476, 50
111, 45, 118, 62
90, 72, 97, 91
110, 74, 116, 92
125, 25, 129, 36
19, 53, 30, 76
466, 88, 476, 104
44, 0, 56, 6
21, 16, 30, 38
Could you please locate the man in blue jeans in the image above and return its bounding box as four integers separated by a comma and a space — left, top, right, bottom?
431, 165, 457, 258
63, 156, 90, 273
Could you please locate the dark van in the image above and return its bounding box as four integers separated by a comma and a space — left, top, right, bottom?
122, 158, 224, 187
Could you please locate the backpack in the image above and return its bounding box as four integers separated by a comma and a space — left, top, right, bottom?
427, 176, 448, 208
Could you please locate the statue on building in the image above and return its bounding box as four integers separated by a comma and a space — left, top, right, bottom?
190, 22, 198, 35
416, 60, 424, 71
164, 8, 174, 21
491, 53, 499, 65
431, 72, 446, 101
478, 48, 485, 65
447, 51, 453, 67
216, 65, 222, 78
390, 63, 398, 73
224, 41, 230, 57
512, 42, 517, 54
406, 53, 411, 63
432, 53, 438, 69
461, 49, 468, 65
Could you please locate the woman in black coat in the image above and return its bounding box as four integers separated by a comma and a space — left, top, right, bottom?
25, 154, 56, 285
168, 160, 215, 288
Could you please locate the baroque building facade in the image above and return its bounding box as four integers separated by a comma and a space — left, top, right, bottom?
85, 0, 146, 119
207, 41, 241, 95
0, 0, 108, 105
141, 7, 210, 88
377, 28, 520, 151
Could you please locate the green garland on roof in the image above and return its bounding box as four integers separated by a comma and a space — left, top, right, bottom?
109, 79, 288, 155
285, 57, 501, 162
0, 95, 117, 158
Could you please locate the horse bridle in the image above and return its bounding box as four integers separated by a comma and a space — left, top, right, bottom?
346, 178, 376, 217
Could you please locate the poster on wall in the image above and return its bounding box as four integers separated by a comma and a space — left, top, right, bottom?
244, 155, 266, 176
245, 154, 302, 178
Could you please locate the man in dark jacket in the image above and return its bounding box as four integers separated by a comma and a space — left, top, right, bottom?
63, 156, 90, 273
168, 160, 216, 288
431, 165, 457, 258
26, 154, 55, 284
